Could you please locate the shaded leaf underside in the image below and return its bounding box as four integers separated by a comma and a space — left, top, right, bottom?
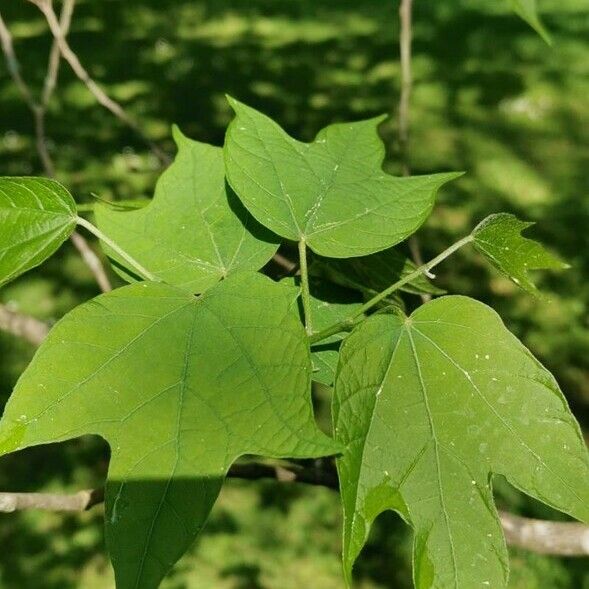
314, 246, 444, 298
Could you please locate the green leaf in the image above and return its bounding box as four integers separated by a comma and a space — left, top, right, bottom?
334, 296, 589, 588
472, 213, 568, 294
289, 277, 363, 386
313, 247, 444, 298
0, 177, 77, 287
224, 97, 461, 258
309, 290, 362, 386
509, 0, 552, 45
96, 127, 279, 293
0, 272, 340, 589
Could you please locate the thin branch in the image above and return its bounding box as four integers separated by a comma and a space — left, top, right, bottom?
0, 12, 37, 111
0, 1, 74, 176
0, 3, 113, 291
70, 231, 113, 292
272, 252, 297, 275
32, 0, 76, 176
499, 510, 589, 556
229, 461, 339, 489
309, 233, 474, 344
0, 304, 49, 345
0, 488, 102, 512
398, 0, 413, 177
27, 0, 169, 164
298, 239, 313, 334
1, 463, 587, 556
398, 0, 430, 301
41, 0, 75, 109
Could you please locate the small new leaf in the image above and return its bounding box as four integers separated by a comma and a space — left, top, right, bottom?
509, 0, 552, 45
334, 296, 589, 588
0, 177, 77, 287
0, 273, 340, 589
224, 97, 461, 258
96, 127, 279, 293
472, 213, 568, 294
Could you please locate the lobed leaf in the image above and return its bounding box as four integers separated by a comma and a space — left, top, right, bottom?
96, 127, 279, 293
334, 296, 589, 588
0, 272, 340, 589
0, 177, 77, 287
224, 97, 461, 258
472, 213, 568, 294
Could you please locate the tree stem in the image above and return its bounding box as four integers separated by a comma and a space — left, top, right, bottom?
298, 239, 313, 334
398, 0, 413, 177
309, 234, 474, 344
76, 216, 159, 283
2, 472, 588, 557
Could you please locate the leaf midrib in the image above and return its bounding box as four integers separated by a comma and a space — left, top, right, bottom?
347, 326, 404, 560
132, 305, 200, 589
406, 326, 460, 589
303, 125, 361, 235
410, 324, 586, 508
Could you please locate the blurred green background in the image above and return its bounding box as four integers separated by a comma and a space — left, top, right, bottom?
0, 0, 588, 587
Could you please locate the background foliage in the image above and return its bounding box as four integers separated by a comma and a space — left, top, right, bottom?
0, 0, 587, 587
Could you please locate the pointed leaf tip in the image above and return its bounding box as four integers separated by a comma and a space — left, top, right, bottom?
225, 94, 240, 110
509, 0, 553, 45
171, 123, 187, 144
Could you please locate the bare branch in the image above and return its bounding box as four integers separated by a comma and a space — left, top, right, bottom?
41, 0, 75, 109
500, 510, 589, 556
0, 488, 102, 512
70, 231, 113, 293
31, 99, 54, 175
1, 462, 588, 556
0, 1, 74, 177
229, 461, 338, 489
272, 253, 297, 275
0, 3, 113, 292
28, 0, 169, 164
32, 0, 76, 176
0, 304, 49, 345
398, 0, 413, 177
0, 12, 38, 112
398, 0, 430, 302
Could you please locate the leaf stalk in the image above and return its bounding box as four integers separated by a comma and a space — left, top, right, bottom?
298, 239, 313, 334
309, 234, 474, 344
76, 216, 159, 283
